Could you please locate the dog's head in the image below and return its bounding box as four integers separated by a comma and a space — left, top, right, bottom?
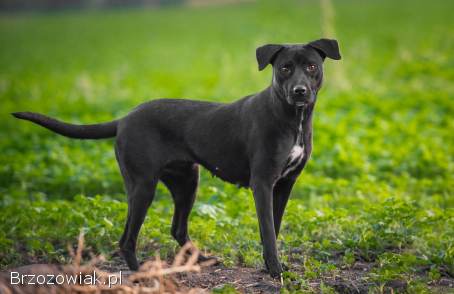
256, 39, 341, 107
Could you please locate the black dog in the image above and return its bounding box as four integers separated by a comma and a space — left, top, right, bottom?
13, 38, 341, 278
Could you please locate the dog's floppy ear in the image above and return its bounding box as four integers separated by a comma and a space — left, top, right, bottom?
256, 44, 285, 71
307, 38, 341, 60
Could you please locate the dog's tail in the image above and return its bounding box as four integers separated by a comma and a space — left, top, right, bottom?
12, 112, 118, 139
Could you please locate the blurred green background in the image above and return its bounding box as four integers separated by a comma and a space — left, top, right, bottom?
0, 0, 453, 292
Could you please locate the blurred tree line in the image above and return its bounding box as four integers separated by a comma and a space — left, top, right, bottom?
0, 0, 185, 11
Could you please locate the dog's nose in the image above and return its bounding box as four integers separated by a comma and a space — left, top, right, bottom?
293, 85, 307, 95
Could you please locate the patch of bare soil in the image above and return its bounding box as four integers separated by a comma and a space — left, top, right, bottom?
178, 264, 281, 293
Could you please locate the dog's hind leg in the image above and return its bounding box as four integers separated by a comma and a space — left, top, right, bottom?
160, 163, 199, 246
160, 163, 217, 263
115, 142, 160, 271
121, 178, 158, 270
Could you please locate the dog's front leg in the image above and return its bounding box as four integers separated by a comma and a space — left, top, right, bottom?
273, 177, 296, 238
250, 176, 283, 278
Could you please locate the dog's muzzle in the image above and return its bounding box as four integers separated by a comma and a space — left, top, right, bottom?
287, 92, 315, 107
286, 85, 315, 107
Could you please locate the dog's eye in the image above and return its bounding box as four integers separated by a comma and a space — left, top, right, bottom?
306, 64, 317, 72
280, 66, 291, 74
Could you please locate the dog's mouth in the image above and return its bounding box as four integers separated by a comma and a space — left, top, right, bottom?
286, 96, 311, 108
287, 91, 316, 108
294, 101, 308, 107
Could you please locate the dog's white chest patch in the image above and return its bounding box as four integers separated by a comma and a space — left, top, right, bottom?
281, 144, 305, 178
289, 145, 304, 161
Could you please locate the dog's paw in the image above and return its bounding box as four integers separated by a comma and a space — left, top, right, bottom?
265, 260, 283, 279
120, 249, 140, 271
197, 253, 221, 266
269, 268, 283, 279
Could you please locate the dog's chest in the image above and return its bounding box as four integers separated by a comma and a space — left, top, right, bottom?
281, 125, 306, 178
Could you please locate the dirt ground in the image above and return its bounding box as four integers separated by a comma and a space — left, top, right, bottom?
99, 257, 281, 293
2, 256, 453, 293
177, 264, 281, 293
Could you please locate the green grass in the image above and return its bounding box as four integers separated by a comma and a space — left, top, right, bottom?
1, 0, 453, 292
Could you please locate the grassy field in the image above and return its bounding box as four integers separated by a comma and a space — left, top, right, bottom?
0, 0, 453, 292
